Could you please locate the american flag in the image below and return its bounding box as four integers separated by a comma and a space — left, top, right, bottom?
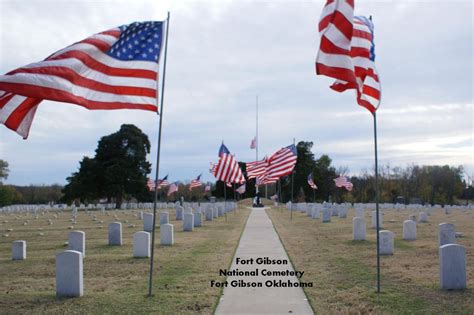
250, 137, 257, 149
315, 1, 381, 113
167, 182, 179, 196
209, 162, 217, 175
256, 173, 278, 185
307, 173, 318, 190
236, 183, 246, 194
189, 174, 202, 190
334, 175, 353, 191
157, 175, 170, 189
226, 182, 232, 188
205, 185, 211, 192
213, 143, 245, 184
0, 21, 165, 139
265, 144, 297, 180
245, 157, 268, 179
147, 179, 155, 191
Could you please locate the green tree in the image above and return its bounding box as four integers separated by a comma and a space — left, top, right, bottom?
0, 159, 9, 183
62, 124, 151, 208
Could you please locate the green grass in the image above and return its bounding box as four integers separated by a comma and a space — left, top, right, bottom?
267, 206, 474, 314
0, 206, 250, 314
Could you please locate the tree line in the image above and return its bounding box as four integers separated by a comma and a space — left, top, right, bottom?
1, 126, 472, 207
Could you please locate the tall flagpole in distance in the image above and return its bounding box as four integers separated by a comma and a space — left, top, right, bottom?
373, 112, 381, 293
255, 95, 259, 196
148, 11, 170, 297
290, 138, 295, 221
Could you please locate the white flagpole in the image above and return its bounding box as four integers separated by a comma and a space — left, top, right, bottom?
255, 95, 259, 195
148, 12, 170, 297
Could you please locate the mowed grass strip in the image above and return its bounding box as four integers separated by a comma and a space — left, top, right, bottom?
0, 205, 250, 314
267, 205, 474, 314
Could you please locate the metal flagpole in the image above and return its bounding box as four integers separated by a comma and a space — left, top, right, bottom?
148, 11, 170, 297
290, 138, 295, 221
255, 95, 259, 196
224, 182, 227, 221
373, 112, 381, 293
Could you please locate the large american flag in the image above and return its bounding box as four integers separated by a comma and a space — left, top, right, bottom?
0, 21, 165, 138
315, 0, 381, 113
334, 175, 353, 191
213, 143, 245, 184
265, 144, 298, 180
245, 157, 268, 179
307, 173, 318, 190
189, 174, 202, 190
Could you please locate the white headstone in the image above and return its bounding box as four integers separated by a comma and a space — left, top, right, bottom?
371, 211, 383, 229
160, 223, 174, 245
403, 220, 416, 241
143, 213, 154, 232
352, 217, 366, 241
439, 244, 466, 290
160, 212, 169, 225
379, 230, 394, 255
56, 250, 83, 297
138, 211, 143, 220
12, 240, 26, 260
322, 208, 331, 223
175, 206, 184, 220
205, 208, 213, 221
194, 211, 203, 227
133, 231, 150, 258
439, 223, 456, 246
355, 208, 364, 218
312, 208, 320, 219
108, 222, 122, 245
338, 207, 348, 218
418, 212, 428, 223
68, 231, 85, 257
213, 206, 218, 218
183, 213, 194, 231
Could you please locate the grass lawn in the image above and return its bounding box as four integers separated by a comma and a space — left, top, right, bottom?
0, 204, 250, 314
267, 205, 474, 314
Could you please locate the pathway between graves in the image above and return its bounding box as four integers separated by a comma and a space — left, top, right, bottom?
215, 208, 314, 315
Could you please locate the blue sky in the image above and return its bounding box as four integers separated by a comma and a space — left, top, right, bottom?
0, 0, 472, 185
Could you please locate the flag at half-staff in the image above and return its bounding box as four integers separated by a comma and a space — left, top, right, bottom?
307, 173, 318, 189
316, 1, 381, 112
334, 175, 353, 191
213, 143, 245, 184
0, 21, 165, 139
189, 174, 202, 190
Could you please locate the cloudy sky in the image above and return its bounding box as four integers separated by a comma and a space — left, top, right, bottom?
0, 0, 472, 186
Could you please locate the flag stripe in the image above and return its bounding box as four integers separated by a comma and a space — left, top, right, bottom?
1, 21, 164, 138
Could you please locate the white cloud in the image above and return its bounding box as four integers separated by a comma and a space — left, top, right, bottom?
0, 0, 472, 185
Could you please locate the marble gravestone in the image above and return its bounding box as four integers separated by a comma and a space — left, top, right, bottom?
403, 220, 416, 241
69, 231, 85, 257
56, 250, 83, 297
352, 217, 366, 241
439, 244, 466, 290
379, 230, 394, 255
12, 240, 26, 260
143, 213, 154, 232
108, 222, 122, 246
160, 224, 174, 245
133, 231, 150, 258
439, 223, 456, 246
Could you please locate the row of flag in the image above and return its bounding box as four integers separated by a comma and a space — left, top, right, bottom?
308, 173, 353, 191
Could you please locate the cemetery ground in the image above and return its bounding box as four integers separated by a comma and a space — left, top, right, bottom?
0, 205, 250, 314
267, 205, 474, 313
